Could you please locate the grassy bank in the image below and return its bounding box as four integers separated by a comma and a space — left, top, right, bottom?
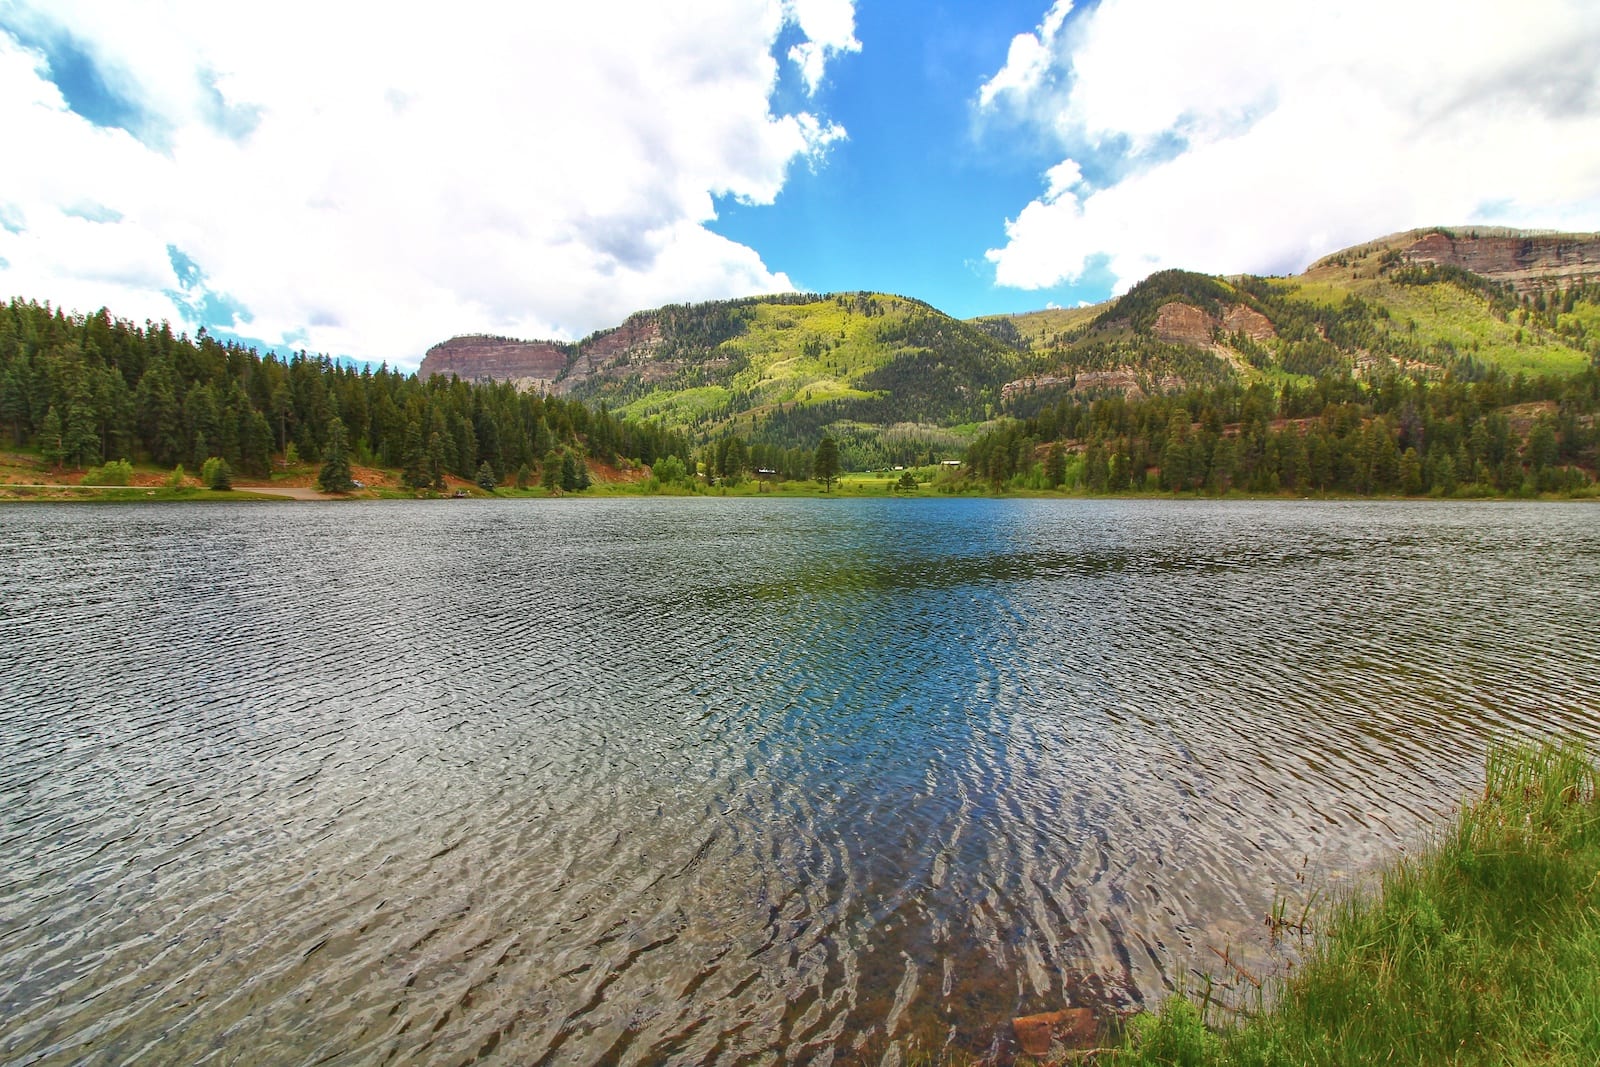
5, 448, 1596, 504
1114, 740, 1600, 1067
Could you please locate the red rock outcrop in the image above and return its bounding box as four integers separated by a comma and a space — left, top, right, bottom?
425, 309, 743, 395
1151, 302, 1215, 347
420, 313, 680, 394
1401, 231, 1600, 292
1222, 304, 1275, 341
419, 335, 571, 389
558, 314, 665, 389
1152, 301, 1277, 347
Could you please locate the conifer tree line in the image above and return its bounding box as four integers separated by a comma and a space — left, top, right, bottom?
0, 300, 695, 487
699, 433, 816, 483
968, 367, 1600, 496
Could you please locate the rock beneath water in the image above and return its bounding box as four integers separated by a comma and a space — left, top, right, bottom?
1012, 1007, 1097, 1057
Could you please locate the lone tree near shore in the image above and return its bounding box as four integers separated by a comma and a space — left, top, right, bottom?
318, 417, 355, 493
813, 435, 840, 491
201, 455, 232, 490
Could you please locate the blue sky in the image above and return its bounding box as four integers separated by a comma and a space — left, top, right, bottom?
3, 1, 1599, 368
710, 0, 1100, 318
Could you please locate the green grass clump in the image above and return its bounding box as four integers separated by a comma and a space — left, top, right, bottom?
1117, 740, 1600, 1067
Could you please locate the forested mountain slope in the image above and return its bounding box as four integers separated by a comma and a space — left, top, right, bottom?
991, 229, 1600, 419
423, 292, 1045, 469
959, 231, 1600, 497
5, 229, 1597, 491
420, 230, 1600, 474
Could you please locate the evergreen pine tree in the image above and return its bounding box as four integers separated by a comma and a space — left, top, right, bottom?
813, 435, 840, 491
318, 416, 355, 492
65, 400, 101, 469
1044, 443, 1067, 488
135, 359, 184, 465
38, 406, 65, 469
400, 417, 427, 489
1084, 443, 1109, 492
426, 432, 448, 489
1400, 448, 1423, 495
1, 366, 29, 444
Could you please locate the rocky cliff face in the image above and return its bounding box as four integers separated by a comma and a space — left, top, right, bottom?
1221, 304, 1275, 341
421, 313, 680, 394
420, 311, 732, 395
1150, 302, 1215, 347
419, 335, 572, 390
1149, 301, 1277, 347
1001, 369, 1187, 402
1401, 231, 1600, 292
557, 314, 664, 390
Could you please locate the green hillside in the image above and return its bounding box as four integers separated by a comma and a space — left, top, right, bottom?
565, 292, 1046, 468
993, 263, 1597, 423
530, 229, 1600, 484
554, 234, 1599, 474
9, 230, 1598, 489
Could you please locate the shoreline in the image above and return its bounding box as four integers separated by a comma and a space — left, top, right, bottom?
1106, 741, 1600, 1067
2, 479, 1595, 504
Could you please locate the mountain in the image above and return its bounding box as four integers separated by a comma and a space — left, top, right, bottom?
421, 293, 1041, 466
419, 229, 1600, 460
991, 228, 1600, 416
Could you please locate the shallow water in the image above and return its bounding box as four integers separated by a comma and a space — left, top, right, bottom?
2, 497, 1597, 1065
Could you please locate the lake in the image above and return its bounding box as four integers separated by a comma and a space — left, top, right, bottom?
2, 497, 1597, 1065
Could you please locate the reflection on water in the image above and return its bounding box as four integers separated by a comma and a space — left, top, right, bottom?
2, 498, 1598, 1064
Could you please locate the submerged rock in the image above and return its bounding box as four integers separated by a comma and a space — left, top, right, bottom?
1011, 1007, 1097, 1057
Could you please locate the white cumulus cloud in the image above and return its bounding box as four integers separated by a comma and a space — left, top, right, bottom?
977, 0, 1072, 109
980, 0, 1600, 294
784, 0, 861, 95
0, 0, 856, 366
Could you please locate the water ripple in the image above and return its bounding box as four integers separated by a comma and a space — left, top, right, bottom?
1, 498, 1597, 1064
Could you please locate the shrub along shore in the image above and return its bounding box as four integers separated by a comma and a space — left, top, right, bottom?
3, 458, 1598, 502
1101, 740, 1600, 1067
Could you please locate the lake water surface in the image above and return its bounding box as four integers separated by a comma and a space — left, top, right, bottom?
2, 498, 1598, 1065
